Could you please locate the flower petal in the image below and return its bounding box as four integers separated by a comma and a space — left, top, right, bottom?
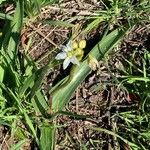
60, 45, 67, 52
63, 58, 71, 69
55, 52, 67, 60
66, 40, 72, 52
70, 56, 80, 66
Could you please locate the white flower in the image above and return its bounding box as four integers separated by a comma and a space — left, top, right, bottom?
55, 41, 79, 69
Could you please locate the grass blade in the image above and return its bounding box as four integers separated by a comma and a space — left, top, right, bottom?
88, 126, 139, 149
32, 90, 49, 115
7, 0, 24, 60
10, 139, 28, 150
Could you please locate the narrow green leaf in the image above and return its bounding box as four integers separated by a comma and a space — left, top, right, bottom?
88, 126, 139, 149
83, 17, 104, 33
19, 73, 35, 97
30, 66, 49, 98
0, 66, 4, 94
23, 112, 39, 145
32, 90, 49, 115
33, 0, 41, 14
10, 139, 27, 150
7, 0, 24, 60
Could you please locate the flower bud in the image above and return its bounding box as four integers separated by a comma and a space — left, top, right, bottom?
79, 40, 86, 49
88, 54, 99, 71
72, 41, 78, 49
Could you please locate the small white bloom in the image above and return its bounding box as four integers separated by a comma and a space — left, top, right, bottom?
55, 41, 79, 69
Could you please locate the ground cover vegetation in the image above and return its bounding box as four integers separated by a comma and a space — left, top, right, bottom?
0, 0, 150, 149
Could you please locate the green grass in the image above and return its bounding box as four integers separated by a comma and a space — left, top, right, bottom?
0, 0, 150, 149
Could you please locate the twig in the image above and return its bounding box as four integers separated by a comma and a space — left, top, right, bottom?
28, 23, 58, 48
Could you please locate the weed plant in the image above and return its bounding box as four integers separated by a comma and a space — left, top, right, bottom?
0, 0, 150, 149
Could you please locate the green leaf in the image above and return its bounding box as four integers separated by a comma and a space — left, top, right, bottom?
0, 66, 4, 95
7, 0, 24, 60
19, 73, 36, 97
83, 17, 104, 33
0, 82, 39, 145
23, 112, 39, 145
140, 132, 150, 138
0, 12, 13, 20
51, 24, 135, 112
14, 127, 27, 140
10, 139, 28, 150
40, 125, 56, 150
33, 0, 41, 14
32, 90, 49, 115
88, 126, 139, 149
0, 0, 6, 5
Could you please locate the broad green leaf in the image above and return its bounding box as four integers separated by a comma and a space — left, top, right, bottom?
51, 24, 135, 112
40, 125, 56, 150
0, 95, 5, 101
14, 127, 27, 140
